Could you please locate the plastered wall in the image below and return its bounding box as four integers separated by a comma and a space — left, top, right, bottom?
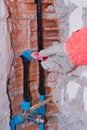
53, 0, 87, 130
0, 0, 13, 129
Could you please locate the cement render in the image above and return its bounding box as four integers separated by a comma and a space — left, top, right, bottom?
53, 0, 87, 129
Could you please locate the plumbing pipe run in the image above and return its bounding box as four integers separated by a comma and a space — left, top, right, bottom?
10, 50, 48, 130
10, 0, 47, 129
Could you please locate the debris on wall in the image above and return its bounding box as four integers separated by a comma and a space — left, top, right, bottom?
53, 0, 87, 130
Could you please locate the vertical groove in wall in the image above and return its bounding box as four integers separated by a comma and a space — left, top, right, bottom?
8, 0, 60, 129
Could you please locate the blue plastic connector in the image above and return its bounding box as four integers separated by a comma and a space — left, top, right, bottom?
21, 100, 31, 111
33, 95, 45, 130
40, 95, 45, 102
22, 50, 34, 61
39, 95, 46, 116
10, 114, 25, 130
33, 95, 46, 116
39, 122, 44, 130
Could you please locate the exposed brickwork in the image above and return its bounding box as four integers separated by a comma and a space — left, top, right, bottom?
11, 18, 29, 54
8, 0, 54, 16
30, 19, 60, 49
8, 0, 60, 129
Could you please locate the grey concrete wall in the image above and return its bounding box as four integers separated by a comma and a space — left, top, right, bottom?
53, 0, 87, 130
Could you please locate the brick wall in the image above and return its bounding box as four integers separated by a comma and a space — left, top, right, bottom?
8, 0, 60, 129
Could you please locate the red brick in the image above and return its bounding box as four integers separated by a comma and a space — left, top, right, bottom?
8, 0, 54, 16
14, 57, 22, 66
45, 116, 58, 130
11, 18, 29, 52
29, 73, 39, 82
29, 62, 39, 74
15, 68, 23, 79
30, 40, 38, 50
31, 98, 40, 106
30, 18, 60, 45
12, 78, 23, 91
30, 40, 52, 49
30, 89, 39, 99
30, 31, 37, 41
30, 81, 39, 87
12, 105, 22, 115
30, 30, 60, 42
24, 124, 38, 130
12, 94, 23, 107
30, 18, 59, 30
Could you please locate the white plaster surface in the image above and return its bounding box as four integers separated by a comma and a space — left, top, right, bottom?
54, 0, 87, 129
64, 0, 87, 36
81, 71, 87, 79
69, 7, 83, 36
0, 0, 13, 129
61, 87, 64, 105
0, 0, 9, 19
64, 0, 87, 7
83, 87, 87, 113
66, 81, 80, 101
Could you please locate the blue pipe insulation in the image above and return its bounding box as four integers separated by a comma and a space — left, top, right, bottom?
10, 50, 33, 130
21, 50, 34, 111
10, 50, 45, 130
39, 123, 44, 130
21, 100, 31, 111
40, 95, 45, 116
33, 95, 45, 116
39, 95, 45, 130
22, 50, 34, 61
33, 95, 45, 130
10, 114, 25, 130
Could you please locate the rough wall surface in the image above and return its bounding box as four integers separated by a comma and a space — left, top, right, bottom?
53, 0, 87, 130
8, 0, 60, 129
0, 0, 13, 129
1, 0, 87, 129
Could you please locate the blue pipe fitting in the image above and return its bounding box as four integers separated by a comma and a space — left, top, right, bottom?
21, 100, 31, 111
21, 50, 34, 61
10, 114, 25, 130
39, 95, 45, 130
40, 95, 45, 102
39, 95, 46, 116
33, 95, 46, 116
39, 123, 44, 130
31, 95, 45, 130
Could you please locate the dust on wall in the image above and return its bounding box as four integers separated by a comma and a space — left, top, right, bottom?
53, 0, 87, 130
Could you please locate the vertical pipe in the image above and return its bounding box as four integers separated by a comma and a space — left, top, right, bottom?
21, 56, 31, 102
35, 0, 45, 95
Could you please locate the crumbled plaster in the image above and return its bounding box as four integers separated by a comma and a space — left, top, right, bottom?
54, 0, 87, 129
81, 71, 87, 79
69, 7, 83, 36
61, 87, 64, 106
0, 0, 13, 129
64, 0, 87, 7
83, 87, 87, 113
66, 81, 81, 101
